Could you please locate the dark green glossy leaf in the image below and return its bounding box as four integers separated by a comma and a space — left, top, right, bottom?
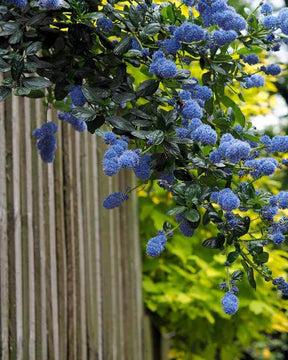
247, 267, 256, 290
184, 209, 200, 223
166, 206, 186, 216
0, 86, 11, 101
23, 76, 52, 89
71, 107, 97, 122
108, 116, 134, 131
113, 36, 132, 55
136, 79, 159, 97
227, 251, 239, 264
231, 270, 244, 282
142, 22, 161, 36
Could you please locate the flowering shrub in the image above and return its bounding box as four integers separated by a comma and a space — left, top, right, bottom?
0, 0, 287, 315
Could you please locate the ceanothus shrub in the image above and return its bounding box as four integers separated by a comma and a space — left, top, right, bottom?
1, 0, 288, 316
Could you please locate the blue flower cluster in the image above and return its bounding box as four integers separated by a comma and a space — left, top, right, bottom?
216, 189, 240, 211
175, 213, 195, 237
262, 64, 282, 76
38, 0, 61, 9
243, 75, 265, 89
218, 135, 251, 163
58, 111, 87, 132
221, 291, 239, 315
150, 51, 177, 78
97, 17, 113, 32
102, 132, 151, 179
197, 0, 247, 32
146, 231, 167, 257
33, 122, 58, 163
5, 0, 27, 7
70, 86, 86, 107
273, 277, 288, 296
103, 192, 129, 209
243, 54, 259, 65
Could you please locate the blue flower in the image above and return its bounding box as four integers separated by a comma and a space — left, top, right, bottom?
182, 100, 202, 119
152, 50, 165, 61
97, 17, 113, 32
174, 23, 205, 43
243, 54, 259, 65
210, 191, 219, 202
102, 158, 120, 176
257, 158, 277, 176
190, 85, 213, 101
133, 154, 151, 180
263, 16, 279, 30
131, 37, 141, 51
218, 189, 240, 211
103, 132, 117, 145
103, 192, 128, 209
146, 232, 167, 257
261, 205, 279, 221
175, 213, 195, 237
164, 39, 182, 54
38, 0, 61, 9
33, 122, 58, 163
188, 118, 203, 131
221, 291, 239, 315
264, 64, 282, 75
209, 149, 222, 163
273, 231, 285, 245
119, 150, 139, 168
271, 136, 288, 152
243, 74, 265, 89
191, 124, 217, 145
176, 127, 189, 139
278, 192, 288, 209
220, 139, 251, 163
149, 57, 177, 78
261, 3, 273, 16
260, 135, 272, 147
213, 30, 237, 47
70, 85, 86, 106
179, 90, 191, 101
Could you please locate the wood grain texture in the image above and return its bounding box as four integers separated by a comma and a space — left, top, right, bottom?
0, 98, 144, 360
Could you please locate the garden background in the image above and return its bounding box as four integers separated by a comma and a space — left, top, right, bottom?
0, 0, 288, 359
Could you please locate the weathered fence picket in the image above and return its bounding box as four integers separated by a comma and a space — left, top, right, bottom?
0, 96, 144, 360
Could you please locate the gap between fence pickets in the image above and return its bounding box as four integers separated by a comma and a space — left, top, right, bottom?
0, 75, 9, 360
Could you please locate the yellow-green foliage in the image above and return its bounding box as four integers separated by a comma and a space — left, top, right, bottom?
140, 181, 288, 359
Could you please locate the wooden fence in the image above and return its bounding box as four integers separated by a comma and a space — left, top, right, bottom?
0, 95, 144, 360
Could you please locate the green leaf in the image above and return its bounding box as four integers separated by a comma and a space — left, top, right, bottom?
23, 77, 52, 90
82, 86, 110, 104
11, 55, 24, 81
166, 206, 186, 216
112, 92, 136, 104
202, 210, 210, 225
247, 267, 256, 290
136, 79, 159, 97
71, 107, 97, 122
108, 116, 134, 131
202, 234, 225, 249
8, 30, 22, 45
184, 209, 200, 223
142, 22, 161, 36
113, 36, 132, 55
146, 130, 164, 145
26, 41, 42, 55
161, 5, 175, 23
253, 252, 269, 265
221, 95, 245, 127
227, 251, 239, 264
0, 86, 11, 101
174, 69, 191, 80
0, 58, 10, 72
231, 270, 244, 282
